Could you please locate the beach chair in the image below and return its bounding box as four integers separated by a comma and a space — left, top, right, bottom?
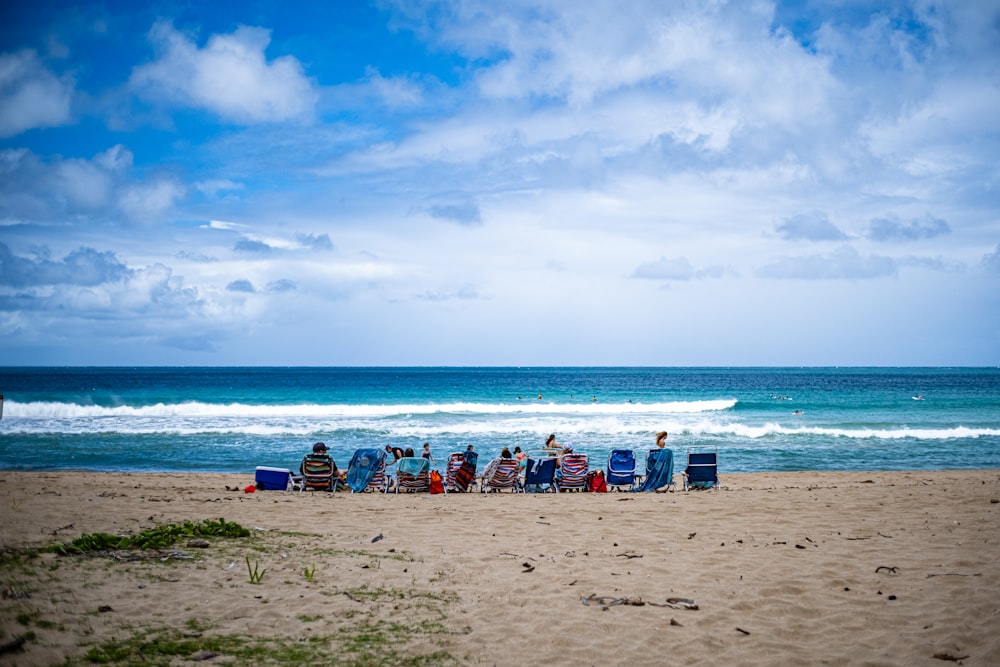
446, 451, 479, 492
683, 446, 718, 491
556, 452, 589, 492
605, 449, 637, 491
481, 458, 521, 493
523, 456, 558, 493
347, 448, 389, 493
395, 457, 430, 493
299, 453, 336, 492
637, 448, 674, 492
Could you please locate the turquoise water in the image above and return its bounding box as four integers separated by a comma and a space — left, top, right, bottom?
1, 367, 998, 474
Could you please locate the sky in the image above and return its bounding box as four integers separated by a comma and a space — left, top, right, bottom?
0, 0, 998, 367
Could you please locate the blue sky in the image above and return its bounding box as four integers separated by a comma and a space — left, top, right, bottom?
1, 0, 998, 366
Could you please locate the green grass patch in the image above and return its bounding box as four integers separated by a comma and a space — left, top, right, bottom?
67, 622, 459, 666
45, 519, 251, 555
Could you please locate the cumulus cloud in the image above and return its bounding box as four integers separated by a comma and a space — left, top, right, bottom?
117, 179, 184, 223
0, 50, 73, 137
129, 21, 317, 123
226, 279, 256, 293
0, 243, 130, 287
233, 238, 275, 254
266, 279, 297, 293
296, 232, 334, 251
415, 285, 479, 301
982, 243, 1000, 274
756, 246, 897, 280
631, 256, 726, 281
775, 213, 849, 241
428, 200, 482, 226
866, 214, 951, 242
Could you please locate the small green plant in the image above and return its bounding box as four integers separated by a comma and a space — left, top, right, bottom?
246, 556, 266, 584
303, 563, 317, 582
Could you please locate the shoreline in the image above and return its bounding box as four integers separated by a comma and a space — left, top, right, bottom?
2, 469, 998, 665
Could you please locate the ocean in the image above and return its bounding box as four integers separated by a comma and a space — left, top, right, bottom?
1, 367, 998, 475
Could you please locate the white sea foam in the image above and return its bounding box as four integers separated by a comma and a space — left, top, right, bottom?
0, 398, 737, 420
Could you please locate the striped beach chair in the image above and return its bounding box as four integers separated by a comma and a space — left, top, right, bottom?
446, 451, 478, 492
557, 453, 589, 491
482, 458, 521, 493
395, 457, 430, 493
300, 453, 336, 492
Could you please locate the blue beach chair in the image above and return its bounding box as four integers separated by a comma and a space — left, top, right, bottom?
605, 449, 637, 491
683, 446, 718, 491
523, 457, 558, 493
637, 448, 674, 492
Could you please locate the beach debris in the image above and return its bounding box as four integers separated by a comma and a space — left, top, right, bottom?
670, 618, 682, 626
521, 562, 535, 573
875, 566, 900, 574
51, 523, 75, 534
1, 588, 29, 600
97, 605, 114, 613
926, 572, 981, 578
664, 597, 699, 610
225, 561, 236, 570
581, 594, 698, 610
371, 533, 384, 543
615, 551, 643, 559
191, 650, 219, 661
688, 532, 696, 539
736, 627, 751, 635
932, 651, 970, 662
187, 539, 210, 548
0, 635, 27, 656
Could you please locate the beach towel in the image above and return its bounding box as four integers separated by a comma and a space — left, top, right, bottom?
637, 448, 673, 492
346, 448, 386, 493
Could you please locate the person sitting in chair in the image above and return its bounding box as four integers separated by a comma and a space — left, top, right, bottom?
300, 442, 341, 491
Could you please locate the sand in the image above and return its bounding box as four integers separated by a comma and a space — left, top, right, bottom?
1, 469, 998, 666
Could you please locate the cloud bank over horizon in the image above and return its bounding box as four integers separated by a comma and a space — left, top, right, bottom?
0, 0, 997, 366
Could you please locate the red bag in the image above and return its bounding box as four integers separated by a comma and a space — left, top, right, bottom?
587, 470, 607, 493
429, 470, 444, 494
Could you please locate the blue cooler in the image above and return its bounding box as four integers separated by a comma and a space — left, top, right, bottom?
255, 466, 292, 491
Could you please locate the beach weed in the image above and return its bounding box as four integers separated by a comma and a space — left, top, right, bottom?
303, 563, 317, 582
246, 556, 266, 584
46, 518, 251, 555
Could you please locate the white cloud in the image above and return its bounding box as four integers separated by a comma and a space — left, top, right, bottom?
130, 21, 317, 123
118, 179, 184, 223
0, 50, 74, 137
757, 246, 898, 280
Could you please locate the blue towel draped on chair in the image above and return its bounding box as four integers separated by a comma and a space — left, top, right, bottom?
347, 448, 386, 493
637, 448, 673, 492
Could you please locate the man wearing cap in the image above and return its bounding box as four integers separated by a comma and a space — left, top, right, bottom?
300, 442, 341, 491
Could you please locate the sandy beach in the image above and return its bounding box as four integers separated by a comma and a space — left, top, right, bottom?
1, 469, 998, 666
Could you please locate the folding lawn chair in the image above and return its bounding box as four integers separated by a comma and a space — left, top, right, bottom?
523, 456, 558, 493
556, 452, 589, 492
605, 449, 637, 491
683, 446, 718, 490
395, 457, 430, 493
482, 458, 521, 492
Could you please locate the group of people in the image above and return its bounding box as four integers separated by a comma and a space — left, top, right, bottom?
298, 431, 669, 491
